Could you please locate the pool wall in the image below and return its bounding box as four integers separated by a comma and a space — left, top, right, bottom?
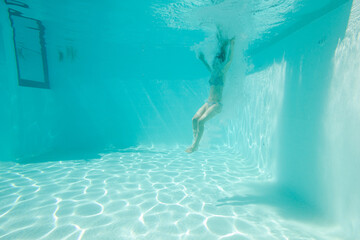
0, 1, 208, 160
245, 1, 360, 235
324, 0, 360, 237
249, 0, 352, 213
0, 3, 57, 161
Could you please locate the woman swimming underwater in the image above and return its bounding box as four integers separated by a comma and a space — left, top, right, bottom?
186, 30, 235, 153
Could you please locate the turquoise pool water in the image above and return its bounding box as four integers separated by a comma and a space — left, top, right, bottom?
1, 0, 360, 239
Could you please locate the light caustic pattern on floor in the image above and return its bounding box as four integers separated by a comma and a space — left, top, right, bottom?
0, 147, 329, 240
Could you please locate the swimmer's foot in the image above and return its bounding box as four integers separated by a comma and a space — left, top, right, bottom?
185, 145, 198, 153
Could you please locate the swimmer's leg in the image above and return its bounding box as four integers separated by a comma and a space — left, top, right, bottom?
186, 103, 222, 153
192, 103, 208, 137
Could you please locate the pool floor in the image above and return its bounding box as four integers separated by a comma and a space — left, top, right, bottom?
0, 147, 338, 239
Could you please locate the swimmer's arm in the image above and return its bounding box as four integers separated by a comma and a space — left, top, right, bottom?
198, 52, 212, 72
223, 38, 235, 72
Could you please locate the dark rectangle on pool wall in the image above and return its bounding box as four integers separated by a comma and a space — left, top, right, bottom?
0, 24, 5, 64
4, 0, 29, 8
8, 9, 50, 89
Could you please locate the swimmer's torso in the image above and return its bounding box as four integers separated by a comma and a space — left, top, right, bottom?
208, 85, 223, 103
207, 39, 232, 103
208, 69, 226, 103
